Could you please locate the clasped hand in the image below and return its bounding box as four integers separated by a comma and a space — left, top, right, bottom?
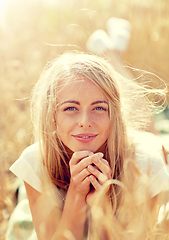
69, 151, 112, 205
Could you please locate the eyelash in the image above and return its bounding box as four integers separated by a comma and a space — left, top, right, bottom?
64, 107, 77, 111
94, 107, 107, 111
63, 106, 107, 112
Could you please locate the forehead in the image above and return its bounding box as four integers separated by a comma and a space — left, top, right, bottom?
57, 76, 107, 101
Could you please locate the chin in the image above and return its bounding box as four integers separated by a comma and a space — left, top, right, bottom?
70, 144, 97, 153
72, 147, 96, 153
72, 145, 104, 154
67, 141, 107, 154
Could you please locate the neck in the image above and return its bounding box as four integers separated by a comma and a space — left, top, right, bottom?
62, 144, 74, 161
96, 141, 107, 156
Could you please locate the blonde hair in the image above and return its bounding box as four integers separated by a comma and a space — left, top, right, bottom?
31, 51, 165, 203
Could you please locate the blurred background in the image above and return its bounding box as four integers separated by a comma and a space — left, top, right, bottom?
0, 0, 169, 239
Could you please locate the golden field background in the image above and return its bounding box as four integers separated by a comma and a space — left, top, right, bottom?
0, 0, 169, 239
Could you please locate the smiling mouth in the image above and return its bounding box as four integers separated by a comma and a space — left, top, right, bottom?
73, 134, 97, 138
72, 134, 97, 142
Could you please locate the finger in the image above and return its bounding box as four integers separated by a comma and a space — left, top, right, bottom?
70, 154, 94, 177
87, 165, 108, 185
92, 157, 112, 179
100, 159, 112, 179
101, 158, 109, 166
70, 152, 105, 182
71, 175, 91, 195
78, 152, 103, 170
69, 151, 93, 166
89, 175, 101, 191
80, 176, 91, 191
73, 167, 91, 184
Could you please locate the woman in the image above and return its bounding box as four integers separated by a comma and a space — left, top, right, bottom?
10, 52, 169, 240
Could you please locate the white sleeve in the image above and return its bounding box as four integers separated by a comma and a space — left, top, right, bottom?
10, 143, 43, 192
133, 131, 169, 203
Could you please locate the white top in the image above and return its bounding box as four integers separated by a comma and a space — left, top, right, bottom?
130, 130, 169, 203
10, 130, 169, 204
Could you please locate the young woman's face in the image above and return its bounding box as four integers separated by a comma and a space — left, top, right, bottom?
55, 77, 110, 153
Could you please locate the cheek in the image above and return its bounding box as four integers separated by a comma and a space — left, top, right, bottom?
55, 114, 65, 136
56, 116, 74, 135
103, 122, 110, 140
98, 115, 110, 130
56, 124, 68, 144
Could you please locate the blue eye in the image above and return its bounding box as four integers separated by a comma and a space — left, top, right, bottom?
64, 107, 76, 111
95, 107, 106, 111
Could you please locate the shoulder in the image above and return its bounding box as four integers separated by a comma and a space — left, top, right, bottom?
129, 130, 169, 200
20, 142, 40, 157
129, 130, 165, 161
133, 131, 164, 162
16, 142, 42, 173
131, 131, 166, 174
19, 142, 41, 165
10, 142, 42, 192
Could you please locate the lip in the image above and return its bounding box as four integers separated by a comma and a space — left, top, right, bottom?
72, 133, 98, 143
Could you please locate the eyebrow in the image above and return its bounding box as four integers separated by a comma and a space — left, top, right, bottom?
60, 100, 108, 106
91, 100, 108, 105
60, 100, 80, 106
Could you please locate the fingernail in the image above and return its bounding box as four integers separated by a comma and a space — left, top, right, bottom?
98, 153, 104, 158
93, 157, 99, 163
88, 152, 94, 156
89, 175, 95, 182
89, 165, 95, 172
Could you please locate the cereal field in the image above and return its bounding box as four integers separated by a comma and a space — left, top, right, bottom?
0, 0, 169, 239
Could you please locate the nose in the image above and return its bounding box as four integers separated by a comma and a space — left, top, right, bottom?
78, 111, 92, 129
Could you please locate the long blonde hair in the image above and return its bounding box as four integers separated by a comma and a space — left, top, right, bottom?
31, 51, 168, 239
30, 51, 161, 193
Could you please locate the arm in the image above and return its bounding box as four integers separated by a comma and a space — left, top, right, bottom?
24, 182, 61, 240
24, 151, 91, 240
25, 151, 111, 240
25, 180, 87, 240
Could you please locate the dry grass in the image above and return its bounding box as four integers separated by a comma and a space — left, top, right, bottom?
0, 0, 169, 239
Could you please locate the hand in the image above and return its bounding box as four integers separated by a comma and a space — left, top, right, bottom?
69, 151, 104, 200
86, 156, 112, 206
